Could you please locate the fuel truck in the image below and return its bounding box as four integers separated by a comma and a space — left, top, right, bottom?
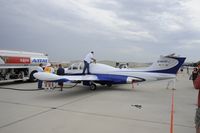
0, 50, 48, 83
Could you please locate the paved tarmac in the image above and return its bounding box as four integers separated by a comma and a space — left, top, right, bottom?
0, 72, 196, 133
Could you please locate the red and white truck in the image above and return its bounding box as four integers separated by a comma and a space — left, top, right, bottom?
0, 50, 48, 83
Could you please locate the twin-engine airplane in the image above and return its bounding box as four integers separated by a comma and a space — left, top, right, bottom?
34, 54, 186, 90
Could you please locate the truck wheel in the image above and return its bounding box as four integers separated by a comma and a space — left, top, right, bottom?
29, 71, 37, 82
19, 71, 24, 79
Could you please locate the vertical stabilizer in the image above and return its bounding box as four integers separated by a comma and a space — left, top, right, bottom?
146, 54, 186, 74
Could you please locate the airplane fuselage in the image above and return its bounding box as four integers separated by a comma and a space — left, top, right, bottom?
65, 63, 176, 84
34, 55, 185, 90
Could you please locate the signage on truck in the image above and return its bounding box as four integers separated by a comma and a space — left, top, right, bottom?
0, 56, 30, 64
0, 55, 48, 65
31, 58, 48, 63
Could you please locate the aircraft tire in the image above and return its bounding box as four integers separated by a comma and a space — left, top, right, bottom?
90, 83, 96, 91
106, 83, 112, 87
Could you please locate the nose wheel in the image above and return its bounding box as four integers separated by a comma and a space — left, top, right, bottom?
90, 83, 97, 91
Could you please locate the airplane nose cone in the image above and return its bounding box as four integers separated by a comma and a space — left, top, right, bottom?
33, 72, 60, 81
33, 72, 40, 79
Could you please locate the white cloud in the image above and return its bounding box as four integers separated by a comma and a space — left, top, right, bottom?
180, 0, 200, 30
0, 0, 200, 61
31, 0, 154, 41
177, 40, 200, 49
156, 12, 184, 31
118, 45, 144, 54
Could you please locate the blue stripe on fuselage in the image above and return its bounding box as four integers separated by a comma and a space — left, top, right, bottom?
95, 74, 145, 84
95, 74, 128, 84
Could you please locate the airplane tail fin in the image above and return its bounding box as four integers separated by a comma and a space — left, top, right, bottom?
145, 54, 186, 74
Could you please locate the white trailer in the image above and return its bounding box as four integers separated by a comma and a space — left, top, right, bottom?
0, 50, 48, 83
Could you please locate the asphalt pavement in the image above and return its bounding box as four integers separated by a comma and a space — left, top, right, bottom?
0, 72, 196, 133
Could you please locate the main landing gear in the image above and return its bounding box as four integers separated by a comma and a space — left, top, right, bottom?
83, 81, 97, 91
83, 81, 112, 91
90, 83, 96, 91
90, 83, 112, 90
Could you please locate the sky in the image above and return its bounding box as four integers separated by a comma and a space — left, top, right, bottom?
0, 0, 200, 62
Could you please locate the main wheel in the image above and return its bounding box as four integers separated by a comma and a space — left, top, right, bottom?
106, 83, 112, 87
90, 83, 97, 91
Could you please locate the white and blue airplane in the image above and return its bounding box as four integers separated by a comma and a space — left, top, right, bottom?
34, 54, 186, 90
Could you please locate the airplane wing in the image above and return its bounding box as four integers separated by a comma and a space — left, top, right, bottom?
34, 72, 98, 82
33, 72, 143, 83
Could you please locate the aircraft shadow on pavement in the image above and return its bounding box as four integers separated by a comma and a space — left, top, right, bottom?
36, 85, 135, 100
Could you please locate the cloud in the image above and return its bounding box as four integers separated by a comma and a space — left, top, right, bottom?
177, 40, 200, 49
3, 0, 154, 41
0, 0, 200, 62
180, 0, 200, 30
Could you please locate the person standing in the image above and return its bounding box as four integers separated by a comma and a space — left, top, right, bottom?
37, 63, 43, 89
193, 68, 199, 81
82, 51, 96, 75
44, 63, 54, 90
187, 67, 189, 75
194, 68, 200, 133
57, 64, 65, 91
